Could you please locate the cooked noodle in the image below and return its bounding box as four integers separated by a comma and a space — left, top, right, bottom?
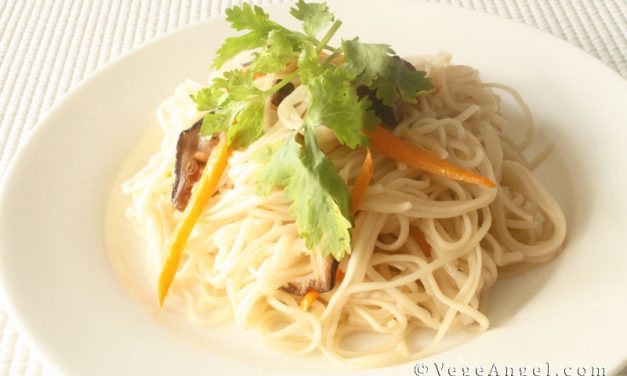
122, 53, 566, 367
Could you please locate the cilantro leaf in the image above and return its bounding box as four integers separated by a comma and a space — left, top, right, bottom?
200, 107, 235, 135
229, 99, 265, 147
193, 70, 269, 148
213, 4, 283, 69
377, 59, 433, 104
305, 69, 377, 148
213, 31, 269, 69
342, 38, 434, 105
192, 85, 229, 111
342, 39, 393, 81
250, 29, 297, 74
297, 45, 326, 84
214, 4, 310, 70
225, 3, 276, 31
289, 0, 334, 37
257, 125, 352, 261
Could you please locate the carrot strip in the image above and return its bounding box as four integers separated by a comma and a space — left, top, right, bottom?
300, 269, 345, 311
300, 289, 319, 311
335, 269, 345, 285
350, 148, 373, 216
365, 126, 496, 188
158, 137, 231, 306
409, 226, 431, 258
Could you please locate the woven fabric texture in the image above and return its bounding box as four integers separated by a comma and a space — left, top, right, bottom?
0, 1, 625, 374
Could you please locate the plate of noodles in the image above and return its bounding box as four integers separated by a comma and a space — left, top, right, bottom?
1, 0, 626, 375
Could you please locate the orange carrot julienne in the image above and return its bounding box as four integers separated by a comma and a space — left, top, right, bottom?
409, 226, 431, 258
350, 148, 373, 216
158, 137, 231, 306
335, 269, 345, 285
300, 289, 319, 311
365, 126, 496, 188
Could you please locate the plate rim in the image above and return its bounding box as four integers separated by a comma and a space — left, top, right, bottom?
0, 1, 626, 374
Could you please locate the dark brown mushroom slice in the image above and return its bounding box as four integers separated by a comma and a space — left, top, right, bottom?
358, 57, 417, 129
270, 80, 295, 107
171, 119, 220, 211
281, 251, 338, 296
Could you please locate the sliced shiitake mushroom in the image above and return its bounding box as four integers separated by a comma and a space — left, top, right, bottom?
171, 119, 219, 211
281, 251, 338, 296
270, 80, 295, 107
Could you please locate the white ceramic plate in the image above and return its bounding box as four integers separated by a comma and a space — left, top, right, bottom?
1, 1, 626, 375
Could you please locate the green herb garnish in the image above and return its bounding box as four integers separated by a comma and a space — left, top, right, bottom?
192, 0, 434, 260
257, 123, 352, 261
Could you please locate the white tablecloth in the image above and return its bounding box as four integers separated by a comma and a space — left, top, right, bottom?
0, 0, 625, 374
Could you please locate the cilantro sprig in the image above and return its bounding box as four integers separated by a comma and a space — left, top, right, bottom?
306, 69, 377, 148
342, 38, 434, 105
257, 124, 352, 260
192, 1, 435, 260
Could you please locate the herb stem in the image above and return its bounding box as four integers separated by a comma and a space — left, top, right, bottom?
266, 69, 300, 95
306, 36, 336, 52
323, 49, 342, 65
316, 20, 342, 54
266, 20, 342, 97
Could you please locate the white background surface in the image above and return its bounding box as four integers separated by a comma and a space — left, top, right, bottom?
0, 1, 625, 375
